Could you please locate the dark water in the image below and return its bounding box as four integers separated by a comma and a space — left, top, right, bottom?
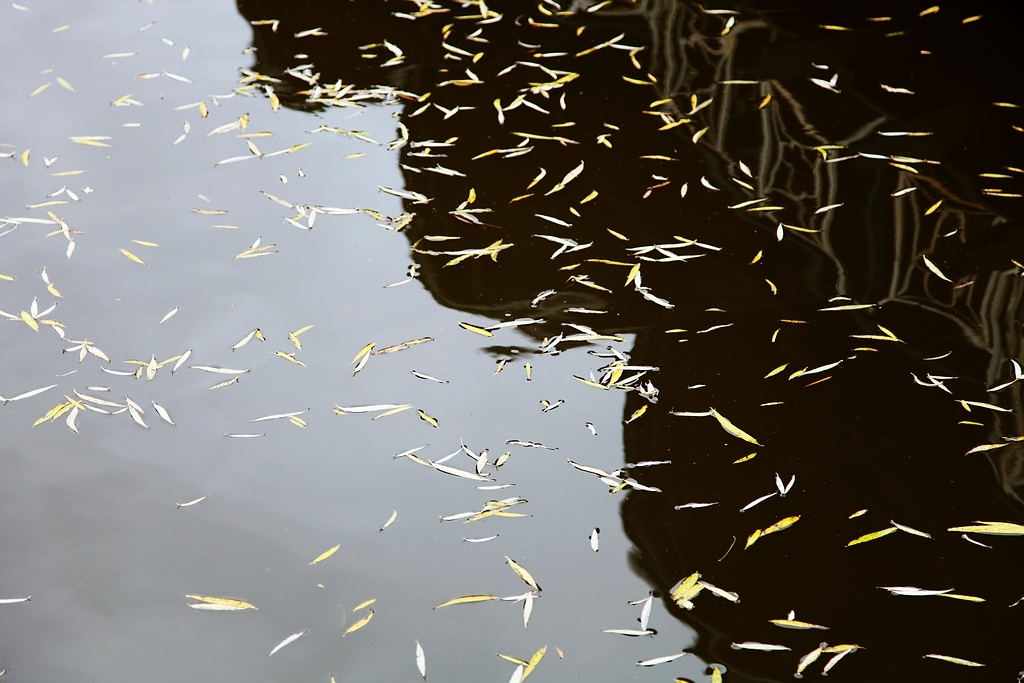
2, 0, 1023, 681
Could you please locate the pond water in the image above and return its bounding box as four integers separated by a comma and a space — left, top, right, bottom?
1, 1, 1023, 681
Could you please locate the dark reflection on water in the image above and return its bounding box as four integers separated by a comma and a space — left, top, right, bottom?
238, 0, 1024, 679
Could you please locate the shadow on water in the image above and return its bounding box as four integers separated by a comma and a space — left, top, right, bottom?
235, 0, 1024, 679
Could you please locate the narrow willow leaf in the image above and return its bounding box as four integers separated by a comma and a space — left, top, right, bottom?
731, 642, 790, 651
637, 652, 685, 667
415, 641, 426, 679
310, 544, 340, 565
937, 593, 985, 602
188, 602, 252, 611
923, 654, 985, 667
152, 401, 175, 425
185, 595, 256, 610
796, 644, 825, 677
351, 342, 374, 363
459, 322, 493, 337
624, 404, 646, 424
119, 248, 146, 266
711, 408, 762, 446
380, 510, 398, 532
762, 515, 799, 536
506, 557, 541, 591
848, 527, 897, 546
891, 520, 931, 538
947, 521, 1024, 536
965, 443, 1007, 455
433, 595, 499, 609
268, 629, 307, 657
771, 618, 829, 630
521, 646, 546, 680
159, 306, 178, 324
343, 609, 374, 636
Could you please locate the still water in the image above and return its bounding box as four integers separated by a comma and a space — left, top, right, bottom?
2, 1, 1023, 681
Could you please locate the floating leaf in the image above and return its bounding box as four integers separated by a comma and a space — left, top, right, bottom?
343, 609, 374, 636
268, 629, 307, 657
310, 544, 340, 565
947, 521, 1024, 536
119, 248, 146, 266
506, 557, 541, 592
923, 654, 984, 667
459, 321, 493, 337
711, 408, 762, 446
848, 527, 897, 546
434, 595, 499, 609
762, 515, 800, 536
185, 595, 257, 610
415, 641, 426, 679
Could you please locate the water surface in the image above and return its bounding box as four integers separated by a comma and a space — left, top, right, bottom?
2, 1, 1023, 681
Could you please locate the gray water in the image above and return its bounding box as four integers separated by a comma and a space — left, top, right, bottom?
0, 2, 688, 680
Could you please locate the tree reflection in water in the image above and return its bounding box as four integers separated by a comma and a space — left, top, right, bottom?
239, 0, 1024, 679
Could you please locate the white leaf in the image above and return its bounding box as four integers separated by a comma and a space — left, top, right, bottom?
268, 629, 308, 657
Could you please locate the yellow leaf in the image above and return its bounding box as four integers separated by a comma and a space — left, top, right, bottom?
274, 350, 306, 367
625, 263, 640, 287
938, 593, 985, 603
309, 544, 340, 565
624, 404, 647, 424
418, 410, 439, 428
573, 375, 606, 390
353, 598, 376, 611
711, 408, 762, 446
20, 310, 39, 331
745, 528, 761, 548
372, 405, 413, 419
670, 572, 701, 602
70, 136, 111, 147
947, 521, 1024, 536
343, 609, 373, 636
20, 149, 30, 166
847, 527, 897, 546
288, 325, 314, 350
433, 595, 499, 609
965, 443, 1007, 455
771, 618, 829, 630
34, 402, 70, 426
506, 556, 541, 591
185, 595, 257, 610
351, 342, 374, 363
522, 646, 547, 681
459, 322, 493, 337
119, 248, 146, 266
762, 515, 800, 536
